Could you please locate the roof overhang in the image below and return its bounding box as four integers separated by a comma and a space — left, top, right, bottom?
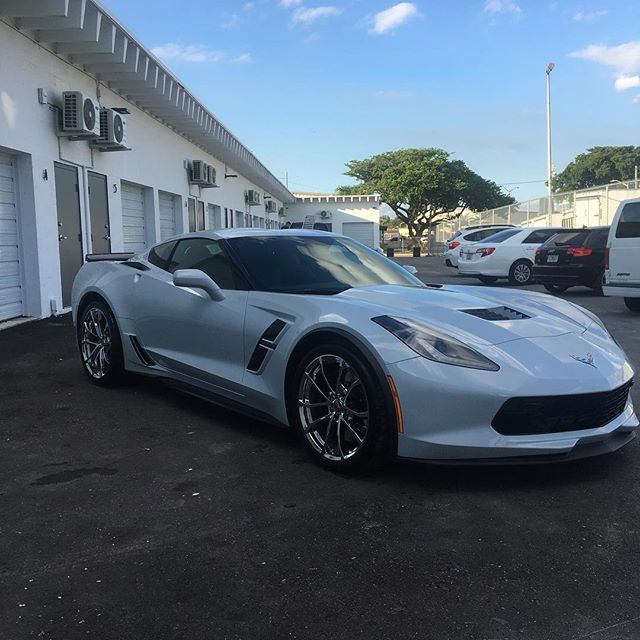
0, 0, 294, 203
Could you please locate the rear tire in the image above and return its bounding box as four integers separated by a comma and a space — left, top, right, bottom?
591, 271, 604, 295
508, 260, 533, 286
543, 283, 569, 294
290, 343, 393, 472
478, 275, 499, 284
77, 299, 126, 386
624, 297, 640, 313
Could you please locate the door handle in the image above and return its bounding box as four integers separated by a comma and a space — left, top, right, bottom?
58, 234, 67, 241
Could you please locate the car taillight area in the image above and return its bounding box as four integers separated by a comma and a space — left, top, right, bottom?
449, 241, 460, 250
567, 247, 593, 257
476, 247, 495, 258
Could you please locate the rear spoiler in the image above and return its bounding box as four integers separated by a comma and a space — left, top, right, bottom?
86, 253, 135, 262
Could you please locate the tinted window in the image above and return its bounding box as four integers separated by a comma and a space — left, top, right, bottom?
169, 238, 245, 290
464, 230, 485, 242
290, 222, 304, 229
586, 228, 610, 248
481, 228, 521, 243
148, 240, 177, 270
226, 235, 422, 294
543, 231, 589, 248
523, 229, 562, 244
616, 203, 640, 238
313, 222, 332, 232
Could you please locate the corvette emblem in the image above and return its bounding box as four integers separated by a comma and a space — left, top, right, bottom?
570, 353, 596, 368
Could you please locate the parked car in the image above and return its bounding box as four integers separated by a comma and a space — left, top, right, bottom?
603, 198, 640, 313
458, 227, 565, 285
444, 225, 514, 268
533, 227, 609, 294
72, 230, 637, 471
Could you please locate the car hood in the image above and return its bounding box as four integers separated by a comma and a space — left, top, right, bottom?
338, 284, 596, 346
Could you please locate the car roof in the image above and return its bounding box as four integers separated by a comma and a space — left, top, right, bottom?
161, 228, 345, 242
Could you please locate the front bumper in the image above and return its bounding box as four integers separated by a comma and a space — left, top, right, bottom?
388, 336, 637, 463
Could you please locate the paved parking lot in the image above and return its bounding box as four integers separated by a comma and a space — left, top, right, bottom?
1, 257, 639, 640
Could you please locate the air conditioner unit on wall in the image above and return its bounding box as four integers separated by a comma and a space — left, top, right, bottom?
266, 200, 277, 213
190, 160, 208, 185
60, 91, 100, 138
319, 210, 332, 219
278, 207, 285, 217
205, 165, 218, 188
246, 190, 261, 206
92, 108, 129, 151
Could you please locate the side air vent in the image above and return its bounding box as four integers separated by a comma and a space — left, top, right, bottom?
462, 306, 531, 321
247, 319, 288, 373
129, 335, 155, 366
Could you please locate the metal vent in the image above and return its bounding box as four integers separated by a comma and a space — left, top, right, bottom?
64, 93, 78, 129
462, 306, 531, 321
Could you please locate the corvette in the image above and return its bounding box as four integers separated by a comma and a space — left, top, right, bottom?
72, 230, 638, 471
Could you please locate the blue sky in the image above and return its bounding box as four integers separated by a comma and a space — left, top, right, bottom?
101, 0, 640, 200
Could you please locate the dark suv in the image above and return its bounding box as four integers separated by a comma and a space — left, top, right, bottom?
533, 226, 609, 294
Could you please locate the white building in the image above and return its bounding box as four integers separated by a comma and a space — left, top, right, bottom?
284, 194, 381, 248
0, 0, 294, 324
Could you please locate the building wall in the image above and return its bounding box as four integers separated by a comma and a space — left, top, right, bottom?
284, 195, 381, 247
0, 23, 283, 319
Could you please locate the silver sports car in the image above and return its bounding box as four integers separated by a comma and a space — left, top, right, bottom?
72, 230, 637, 471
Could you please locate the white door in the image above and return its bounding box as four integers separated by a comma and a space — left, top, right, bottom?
121, 182, 146, 252
208, 204, 222, 230
158, 191, 178, 241
0, 153, 23, 321
342, 221, 375, 248
609, 201, 640, 286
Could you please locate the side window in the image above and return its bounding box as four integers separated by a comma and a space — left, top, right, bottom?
587, 230, 609, 248
523, 230, 559, 244
168, 238, 245, 290
464, 230, 484, 242
148, 241, 177, 271
616, 203, 640, 239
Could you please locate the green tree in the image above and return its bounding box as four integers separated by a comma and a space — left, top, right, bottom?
379, 214, 401, 230
554, 146, 640, 192
336, 148, 514, 242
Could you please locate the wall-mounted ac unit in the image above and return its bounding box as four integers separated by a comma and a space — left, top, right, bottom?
265, 200, 277, 213
190, 160, 208, 185
92, 108, 129, 150
246, 190, 261, 206
319, 210, 332, 219
278, 207, 285, 217
61, 91, 101, 138
206, 165, 217, 188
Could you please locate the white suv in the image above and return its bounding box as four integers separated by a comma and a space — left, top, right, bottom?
603, 198, 640, 313
458, 227, 564, 285
444, 225, 514, 268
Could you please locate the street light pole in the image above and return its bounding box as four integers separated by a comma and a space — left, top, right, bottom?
546, 63, 555, 199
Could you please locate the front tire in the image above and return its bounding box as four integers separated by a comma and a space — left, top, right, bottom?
290, 343, 392, 472
624, 297, 640, 313
509, 260, 533, 286
77, 299, 125, 386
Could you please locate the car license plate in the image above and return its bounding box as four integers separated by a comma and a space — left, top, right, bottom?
547, 255, 558, 263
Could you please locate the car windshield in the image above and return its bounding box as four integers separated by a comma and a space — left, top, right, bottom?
543, 230, 589, 247
480, 228, 522, 243
226, 234, 423, 294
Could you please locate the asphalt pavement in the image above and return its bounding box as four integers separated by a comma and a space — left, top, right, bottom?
1, 257, 639, 640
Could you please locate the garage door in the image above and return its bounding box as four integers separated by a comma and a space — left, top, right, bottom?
0, 153, 23, 322
121, 182, 146, 252
158, 191, 178, 241
342, 222, 375, 248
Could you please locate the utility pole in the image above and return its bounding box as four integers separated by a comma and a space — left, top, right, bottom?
546, 63, 555, 199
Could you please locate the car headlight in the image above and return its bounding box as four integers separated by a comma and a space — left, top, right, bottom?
373, 316, 500, 371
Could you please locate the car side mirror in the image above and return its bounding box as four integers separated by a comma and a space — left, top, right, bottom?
172, 269, 226, 302
403, 265, 419, 275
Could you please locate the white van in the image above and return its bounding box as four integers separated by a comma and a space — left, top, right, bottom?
603, 198, 640, 313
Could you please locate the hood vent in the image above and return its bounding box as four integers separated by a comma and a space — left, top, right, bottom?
462, 306, 531, 321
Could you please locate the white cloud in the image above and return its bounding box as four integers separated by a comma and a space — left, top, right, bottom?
615, 75, 640, 91
151, 43, 225, 63
291, 6, 341, 24
370, 3, 420, 35
572, 10, 608, 22
244, 1, 256, 9
484, 0, 522, 15
280, 0, 302, 7
633, 94, 640, 104
234, 52, 254, 64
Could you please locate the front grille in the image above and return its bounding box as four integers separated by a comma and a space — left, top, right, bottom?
492, 380, 633, 436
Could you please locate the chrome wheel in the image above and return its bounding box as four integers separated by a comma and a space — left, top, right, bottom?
298, 354, 369, 462
513, 263, 532, 284
80, 307, 112, 379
